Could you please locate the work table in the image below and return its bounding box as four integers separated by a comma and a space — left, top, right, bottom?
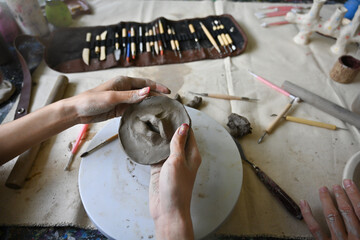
0, 0, 360, 239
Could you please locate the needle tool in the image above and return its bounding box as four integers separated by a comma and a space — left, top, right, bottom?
80, 134, 118, 158
199, 21, 221, 53
189, 91, 258, 102
270, 114, 348, 130
258, 98, 295, 144
65, 124, 89, 171
248, 70, 296, 100
232, 137, 303, 220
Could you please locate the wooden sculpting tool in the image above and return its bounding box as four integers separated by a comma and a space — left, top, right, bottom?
212, 22, 228, 53
139, 26, 143, 54
145, 30, 151, 53
114, 32, 121, 61
94, 35, 100, 55
213, 21, 231, 52
99, 30, 107, 61
258, 98, 295, 144
233, 138, 303, 220
200, 21, 221, 53
152, 26, 159, 55
122, 28, 127, 57
188, 23, 201, 50
65, 124, 89, 171
189, 91, 258, 102
217, 20, 236, 51
271, 114, 348, 130
155, 23, 164, 55
282, 81, 360, 129
130, 27, 136, 59
82, 32, 91, 65
6, 75, 69, 189
149, 28, 157, 55
171, 27, 182, 58
158, 19, 167, 49
80, 134, 118, 158
167, 25, 177, 56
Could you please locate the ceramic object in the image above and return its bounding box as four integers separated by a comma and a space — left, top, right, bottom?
330, 55, 360, 83
78, 107, 243, 240
343, 151, 360, 189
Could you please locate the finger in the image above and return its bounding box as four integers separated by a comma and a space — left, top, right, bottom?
185, 129, 201, 171
343, 179, 360, 220
110, 87, 151, 104
333, 184, 360, 238
168, 124, 189, 163
319, 186, 347, 239
128, 77, 171, 94
299, 200, 329, 240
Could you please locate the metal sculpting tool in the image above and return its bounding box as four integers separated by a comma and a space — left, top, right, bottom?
65, 124, 89, 171
122, 28, 127, 57
199, 21, 221, 53
213, 21, 231, 52
189, 91, 258, 102
80, 134, 118, 158
188, 23, 201, 50
258, 98, 295, 144
211, 22, 228, 53
217, 20, 236, 51
114, 32, 121, 61
99, 30, 107, 61
82, 32, 91, 65
171, 27, 182, 58
232, 137, 303, 220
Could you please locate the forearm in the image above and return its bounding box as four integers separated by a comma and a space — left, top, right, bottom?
154, 211, 194, 240
0, 99, 78, 164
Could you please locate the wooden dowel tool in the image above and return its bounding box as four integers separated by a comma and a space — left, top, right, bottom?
189, 91, 258, 102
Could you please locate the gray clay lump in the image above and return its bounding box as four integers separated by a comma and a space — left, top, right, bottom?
119, 96, 191, 165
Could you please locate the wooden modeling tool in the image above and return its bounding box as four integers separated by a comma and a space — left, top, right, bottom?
94, 35, 100, 55
6, 75, 69, 189
100, 30, 108, 61
212, 22, 228, 53
258, 98, 295, 144
145, 30, 151, 53
65, 124, 89, 171
216, 20, 236, 51
282, 81, 360, 129
114, 32, 121, 61
155, 23, 164, 55
200, 21, 221, 53
80, 134, 118, 158
167, 25, 177, 56
171, 27, 182, 58
152, 26, 159, 55
138, 26, 143, 54
82, 32, 91, 65
158, 19, 167, 48
130, 27, 136, 59
233, 137, 303, 220
149, 28, 157, 55
271, 114, 348, 130
188, 23, 201, 50
122, 28, 127, 57
189, 91, 258, 102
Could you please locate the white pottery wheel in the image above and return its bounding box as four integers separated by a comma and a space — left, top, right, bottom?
78, 107, 243, 240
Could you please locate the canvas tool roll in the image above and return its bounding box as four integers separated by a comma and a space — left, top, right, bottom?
44, 14, 247, 73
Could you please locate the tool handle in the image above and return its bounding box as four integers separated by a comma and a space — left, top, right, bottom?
285, 116, 337, 130
208, 94, 244, 101
6, 75, 69, 189
266, 102, 293, 133
72, 124, 89, 154
254, 166, 303, 220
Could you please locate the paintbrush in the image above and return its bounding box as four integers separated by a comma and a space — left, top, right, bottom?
65, 124, 89, 171
80, 134, 118, 158
189, 91, 258, 102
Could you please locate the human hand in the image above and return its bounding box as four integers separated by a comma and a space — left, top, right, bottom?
300, 179, 360, 239
64, 76, 170, 123
149, 123, 202, 240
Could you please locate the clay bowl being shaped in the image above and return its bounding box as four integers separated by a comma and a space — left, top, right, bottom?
119, 96, 191, 165
343, 151, 360, 189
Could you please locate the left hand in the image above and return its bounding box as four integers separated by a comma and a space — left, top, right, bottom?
300, 179, 360, 239
64, 76, 170, 123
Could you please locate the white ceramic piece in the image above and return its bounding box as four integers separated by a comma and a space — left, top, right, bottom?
343, 151, 360, 189
78, 107, 243, 240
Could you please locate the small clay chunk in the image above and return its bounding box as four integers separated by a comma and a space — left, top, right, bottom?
186, 96, 202, 109
227, 113, 252, 138
119, 96, 191, 165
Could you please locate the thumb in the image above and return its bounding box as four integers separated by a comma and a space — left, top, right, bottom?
169, 123, 189, 160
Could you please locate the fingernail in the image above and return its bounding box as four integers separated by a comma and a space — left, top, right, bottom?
343, 179, 353, 188
178, 123, 189, 136
299, 199, 306, 208
139, 87, 150, 96
319, 186, 328, 193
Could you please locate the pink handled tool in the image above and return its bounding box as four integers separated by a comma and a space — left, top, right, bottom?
65, 124, 89, 171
